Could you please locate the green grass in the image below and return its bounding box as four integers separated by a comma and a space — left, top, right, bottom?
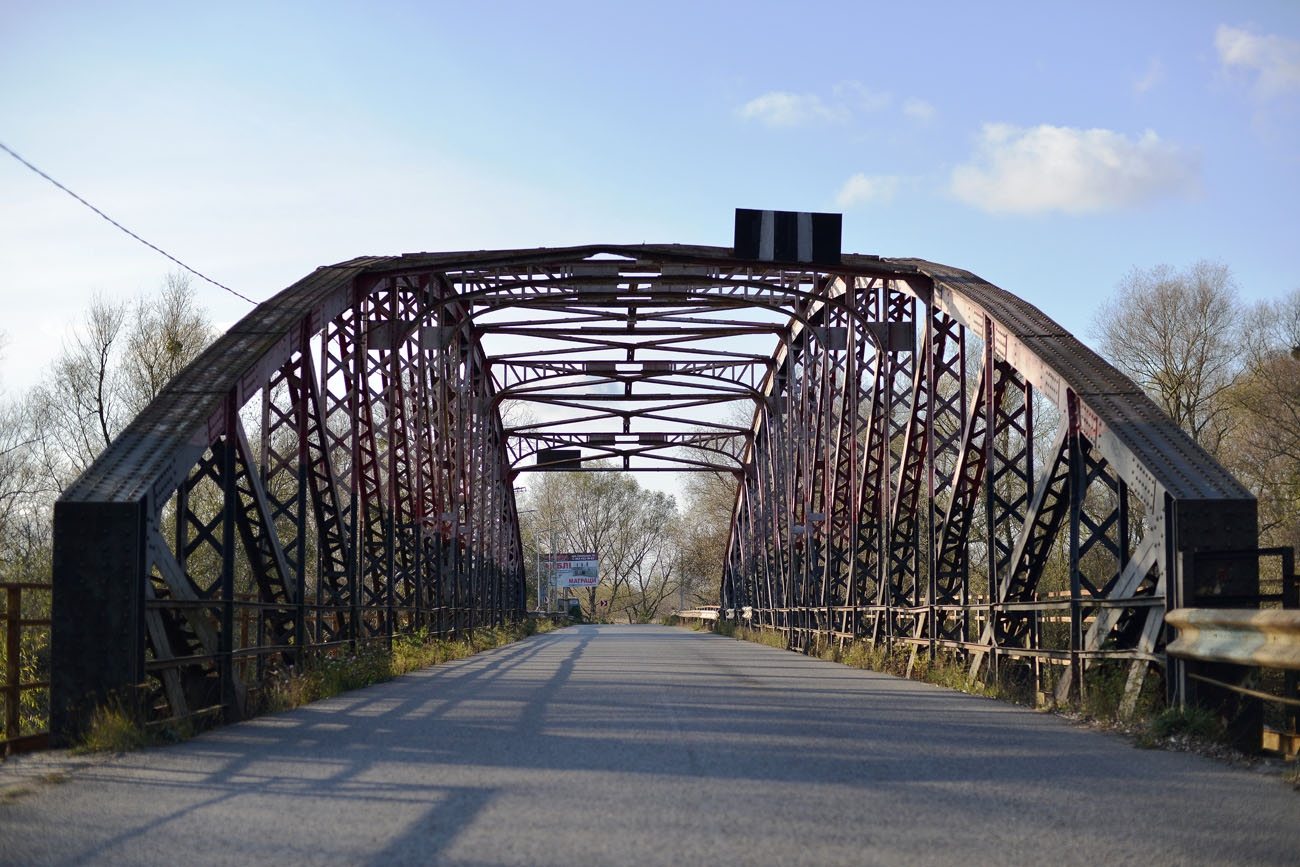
745, 626, 791, 649
75, 699, 154, 754
263, 620, 559, 713
716, 624, 992, 696
709, 622, 1257, 759
76, 619, 561, 753
708, 623, 1094, 708
1135, 705, 1225, 747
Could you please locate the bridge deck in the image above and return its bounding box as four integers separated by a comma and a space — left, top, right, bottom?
3, 625, 1296, 865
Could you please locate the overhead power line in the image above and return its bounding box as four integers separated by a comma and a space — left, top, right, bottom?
1, 140, 257, 305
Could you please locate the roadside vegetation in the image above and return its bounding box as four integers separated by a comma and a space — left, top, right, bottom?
700, 618, 1005, 699
76, 619, 561, 753
689, 616, 1272, 766
262, 620, 560, 714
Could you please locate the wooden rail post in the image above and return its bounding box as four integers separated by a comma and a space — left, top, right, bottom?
4, 586, 19, 742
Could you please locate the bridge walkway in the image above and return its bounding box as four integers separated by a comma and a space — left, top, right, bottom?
2, 625, 1297, 865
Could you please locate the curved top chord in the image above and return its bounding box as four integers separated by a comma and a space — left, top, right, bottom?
893, 258, 1251, 508
58, 244, 1248, 515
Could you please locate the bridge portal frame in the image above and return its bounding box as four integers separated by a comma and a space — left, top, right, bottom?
50, 244, 1257, 742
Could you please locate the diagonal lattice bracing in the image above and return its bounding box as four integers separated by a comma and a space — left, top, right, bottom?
50, 245, 1257, 741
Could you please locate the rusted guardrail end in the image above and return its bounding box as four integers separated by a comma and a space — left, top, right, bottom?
1166, 608, 1300, 670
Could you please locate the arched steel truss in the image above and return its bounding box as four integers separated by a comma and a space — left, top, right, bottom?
50, 244, 1256, 740
721, 260, 1257, 711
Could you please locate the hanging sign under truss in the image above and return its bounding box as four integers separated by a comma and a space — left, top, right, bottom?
546, 552, 599, 588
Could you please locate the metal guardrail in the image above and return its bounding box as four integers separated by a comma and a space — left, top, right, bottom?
1166, 608, 1300, 673
1167, 549, 1299, 760
675, 607, 754, 623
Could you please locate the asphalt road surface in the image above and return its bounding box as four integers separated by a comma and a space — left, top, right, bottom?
2, 624, 1298, 865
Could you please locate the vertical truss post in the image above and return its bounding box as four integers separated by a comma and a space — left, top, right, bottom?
924, 304, 939, 662
218, 395, 239, 722
981, 318, 999, 680
342, 303, 364, 647
1067, 392, 1085, 703
291, 341, 309, 658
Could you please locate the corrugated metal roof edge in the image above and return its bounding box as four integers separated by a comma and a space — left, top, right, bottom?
901, 259, 1252, 504
60, 263, 366, 503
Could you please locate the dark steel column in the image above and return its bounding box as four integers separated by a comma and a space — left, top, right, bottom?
50, 499, 146, 744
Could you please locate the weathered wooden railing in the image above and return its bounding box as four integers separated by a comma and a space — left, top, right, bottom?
1, 581, 51, 755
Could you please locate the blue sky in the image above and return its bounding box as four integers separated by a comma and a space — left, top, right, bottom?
2, 0, 1298, 397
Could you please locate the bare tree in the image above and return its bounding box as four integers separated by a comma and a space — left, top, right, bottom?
29, 293, 128, 485
498, 398, 538, 431
28, 274, 214, 490
676, 467, 738, 605
524, 467, 681, 620
1225, 289, 1300, 551
0, 335, 55, 584
0, 396, 44, 535
672, 403, 750, 605
1091, 260, 1243, 455
123, 272, 211, 413
618, 491, 680, 622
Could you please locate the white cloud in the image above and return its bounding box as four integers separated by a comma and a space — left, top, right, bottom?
903, 98, 936, 122
833, 81, 892, 113
737, 81, 901, 127
1134, 58, 1164, 94
737, 91, 847, 127
1216, 25, 1300, 99
950, 123, 1197, 215
836, 174, 900, 208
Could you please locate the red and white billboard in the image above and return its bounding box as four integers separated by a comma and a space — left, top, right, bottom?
546, 552, 599, 588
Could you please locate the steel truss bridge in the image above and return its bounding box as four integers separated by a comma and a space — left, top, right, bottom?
50, 243, 1259, 742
